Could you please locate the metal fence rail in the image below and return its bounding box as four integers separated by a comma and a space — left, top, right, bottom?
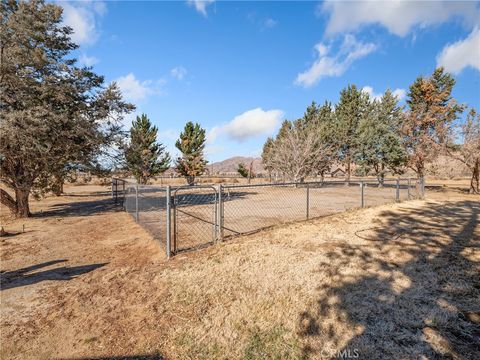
112, 177, 425, 258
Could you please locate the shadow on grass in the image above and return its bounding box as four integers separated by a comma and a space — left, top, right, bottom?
35, 198, 119, 218
63, 356, 164, 360
1, 260, 106, 290
298, 200, 480, 359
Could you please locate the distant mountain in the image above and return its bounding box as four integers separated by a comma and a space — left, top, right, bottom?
207, 157, 264, 174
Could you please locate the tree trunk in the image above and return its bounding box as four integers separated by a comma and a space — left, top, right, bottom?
377, 165, 385, 188
15, 187, 31, 217
470, 160, 479, 194
52, 175, 64, 196
0, 189, 17, 215
186, 176, 195, 186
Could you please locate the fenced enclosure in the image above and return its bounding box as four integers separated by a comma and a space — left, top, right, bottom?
112, 178, 425, 257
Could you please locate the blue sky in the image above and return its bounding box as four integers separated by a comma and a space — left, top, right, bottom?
61, 0, 480, 162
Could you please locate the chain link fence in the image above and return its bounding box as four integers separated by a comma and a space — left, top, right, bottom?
112, 177, 425, 257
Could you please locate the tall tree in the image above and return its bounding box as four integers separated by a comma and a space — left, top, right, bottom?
175, 122, 207, 185
445, 108, 480, 194
124, 114, 170, 184
261, 137, 275, 181
402, 67, 463, 183
0, 0, 134, 217
355, 90, 407, 186
334, 85, 370, 184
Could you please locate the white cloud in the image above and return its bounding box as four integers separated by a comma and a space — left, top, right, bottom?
295, 35, 377, 87
78, 53, 98, 67
187, 0, 215, 17
61, 1, 106, 45
210, 108, 284, 142
170, 66, 187, 80
115, 73, 166, 102
362, 86, 407, 102
361, 86, 382, 101
320, 0, 480, 37
437, 27, 480, 74
392, 88, 406, 101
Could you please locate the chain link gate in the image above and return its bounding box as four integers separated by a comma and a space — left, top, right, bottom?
171, 185, 219, 253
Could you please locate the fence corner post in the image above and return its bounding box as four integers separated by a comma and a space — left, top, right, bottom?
166, 185, 171, 258
360, 181, 364, 208
217, 184, 224, 242
396, 178, 400, 202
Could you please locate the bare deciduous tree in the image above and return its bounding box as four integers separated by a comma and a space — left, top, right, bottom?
445, 109, 480, 194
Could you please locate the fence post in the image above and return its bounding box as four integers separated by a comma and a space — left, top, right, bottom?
217, 185, 224, 242
396, 178, 400, 202
166, 185, 171, 258
421, 177, 426, 199
122, 181, 126, 208
407, 178, 411, 199
360, 181, 364, 208
306, 183, 310, 220
135, 184, 139, 222
111, 179, 114, 201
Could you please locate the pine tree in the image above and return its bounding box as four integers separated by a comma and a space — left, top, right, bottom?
261, 137, 275, 181
355, 90, 407, 186
0, 0, 134, 217
124, 114, 170, 184
175, 122, 207, 185
334, 85, 370, 184
402, 67, 463, 182
237, 163, 249, 178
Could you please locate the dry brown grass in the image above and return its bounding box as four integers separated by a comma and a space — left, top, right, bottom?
1, 185, 479, 359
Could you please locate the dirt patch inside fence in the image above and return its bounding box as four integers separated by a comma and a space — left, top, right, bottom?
1, 186, 479, 360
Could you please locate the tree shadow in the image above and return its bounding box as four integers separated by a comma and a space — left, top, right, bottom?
1, 260, 107, 290
298, 200, 480, 359
36, 198, 119, 218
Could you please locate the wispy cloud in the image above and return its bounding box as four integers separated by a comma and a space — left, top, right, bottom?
187, 0, 215, 17
262, 17, 278, 31
295, 35, 377, 87
320, 0, 480, 37
115, 73, 166, 102
247, 12, 278, 31
61, 1, 106, 45
78, 53, 99, 67
437, 27, 480, 74
170, 66, 188, 80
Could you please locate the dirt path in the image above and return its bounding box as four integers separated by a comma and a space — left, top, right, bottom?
1, 187, 479, 359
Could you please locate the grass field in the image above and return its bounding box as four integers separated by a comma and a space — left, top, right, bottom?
1, 185, 479, 359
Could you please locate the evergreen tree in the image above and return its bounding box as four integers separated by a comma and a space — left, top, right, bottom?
261, 137, 275, 181
333, 85, 370, 184
0, 0, 134, 217
237, 163, 249, 178
355, 90, 407, 186
403, 67, 463, 182
124, 114, 170, 184
175, 122, 207, 185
